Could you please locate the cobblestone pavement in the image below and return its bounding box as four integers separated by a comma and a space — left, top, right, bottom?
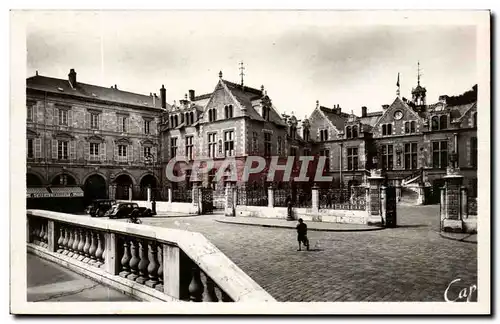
138, 205, 477, 302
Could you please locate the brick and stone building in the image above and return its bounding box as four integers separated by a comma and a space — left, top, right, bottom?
26, 69, 168, 209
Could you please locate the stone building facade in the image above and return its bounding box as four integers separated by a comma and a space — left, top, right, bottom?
26, 68, 478, 208
26, 69, 168, 205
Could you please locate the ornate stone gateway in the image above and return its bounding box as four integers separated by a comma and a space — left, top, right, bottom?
201, 188, 213, 214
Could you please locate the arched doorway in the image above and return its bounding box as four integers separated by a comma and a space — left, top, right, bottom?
139, 174, 158, 200
51, 174, 76, 186
114, 174, 133, 200
27, 173, 43, 186
84, 174, 107, 204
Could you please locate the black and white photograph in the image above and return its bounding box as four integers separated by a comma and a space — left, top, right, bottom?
9, 9, 490, 315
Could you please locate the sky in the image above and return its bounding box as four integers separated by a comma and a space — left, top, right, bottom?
25, 11, 478, 118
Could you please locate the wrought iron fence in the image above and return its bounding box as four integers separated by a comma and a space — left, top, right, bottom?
236, 184, 268, 206
318, 187, 366, 210
212, 186, 226, 210
272, 183, 312, 208
468, 196, 477, 216
172, 188, 192, 203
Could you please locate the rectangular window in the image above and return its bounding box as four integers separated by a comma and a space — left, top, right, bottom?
90, 143, 99, 160
252, 132, 258, 153
432, 141, 448, 169
224, 130, 234, 157
382, 144, 393, 170
90, 113, 99, 129
170, 138, 178, 158
144, 146, 151, 159
404, 143, 418, 170
264, 132, 272, 156
58, 141, 68, 160
291, 147, 298, 157
144, 120, 151, 134
320, 129, 328, 141
59, 109, 68, 126
347, 147, 358, 171
208, 133, 216, 158
185, 136, 194, 160
277, 136, 283, 156
382, 124, 392, 135
118, 145, 127, 157
471, 137, 477, 168
118, 116, 127, 132
27, 105, 33, 122
319, 149, 330, 171
27, 139, 34, 158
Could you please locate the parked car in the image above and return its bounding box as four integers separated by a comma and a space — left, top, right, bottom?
105, 202, 153, 219
88, 199, 116, 218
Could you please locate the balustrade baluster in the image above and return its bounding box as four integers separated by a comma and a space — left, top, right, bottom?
188, 265, 204, 302
155, 245, 163, 291
95, 232, 104, 267
88, 231, 98, 265
220, 289, 232, 302
136, 240, 150, 284
145, 241, 159, 288
119, 238, 131, 277
77, 229, 86, 261
62, 227, 70, 255
42, 222, 48, 247
38, 222, 45, 247
56, 226, 64, 253
67, 226, 74, 256
127, 239, 140, 281
82, 230, 91, 262
204, 274, 219, 302
71, 227, 80, 258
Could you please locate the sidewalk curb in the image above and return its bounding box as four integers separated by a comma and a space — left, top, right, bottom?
439, 232, 477, 244
215, 219, 385, 232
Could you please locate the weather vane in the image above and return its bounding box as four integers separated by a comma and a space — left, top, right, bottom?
239, 61, 245, 86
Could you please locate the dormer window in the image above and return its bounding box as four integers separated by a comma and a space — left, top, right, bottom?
208, 108, 217, 122
440, 115, 448, 130
320, 129, 328, 142
346, 126, 352, 139
303, 128, 310, 141
382, 124, 392, 136
405, 121, 417, 134
431, 116, 439, 131
262, 106, 270, 121
352, 125, 358, 138
224, 105, 234, 119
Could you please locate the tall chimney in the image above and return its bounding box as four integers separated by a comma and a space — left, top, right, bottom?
160, 84, 166, 109
68, 69, 77, 87
189, 89, 195, 101
361, 106, 367, 117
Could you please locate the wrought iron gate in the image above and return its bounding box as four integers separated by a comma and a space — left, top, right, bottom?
201, 188, 214, 214
385, 186, 397, 227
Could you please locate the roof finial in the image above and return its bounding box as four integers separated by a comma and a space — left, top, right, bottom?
239, 61, 245, 86
316, 100, 319, 108
396, 72, 400, 98
219, 71, 223, 79
261, 85, 264, 92
417, 61, 420, 86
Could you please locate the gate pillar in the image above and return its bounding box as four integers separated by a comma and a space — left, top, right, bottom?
224, 180, 236, 217
366, 169, 384, 226
441, 169, 464, 232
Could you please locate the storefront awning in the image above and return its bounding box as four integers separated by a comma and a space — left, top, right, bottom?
50, 186, 84, 198
27, 186, 84, 198
26, 187, 51, 198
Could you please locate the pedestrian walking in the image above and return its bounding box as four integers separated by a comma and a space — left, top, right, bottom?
296, 218, 309, 251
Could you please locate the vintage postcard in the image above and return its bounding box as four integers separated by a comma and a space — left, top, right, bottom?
10, 10, 490, 315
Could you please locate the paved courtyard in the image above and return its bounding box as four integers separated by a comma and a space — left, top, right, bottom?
138, 205, 477, 302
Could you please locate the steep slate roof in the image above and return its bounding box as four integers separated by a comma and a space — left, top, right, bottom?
27, 74, 168, 110
448, 102, 476, 121
221, 79, 287, 126
319, 106, 348, 131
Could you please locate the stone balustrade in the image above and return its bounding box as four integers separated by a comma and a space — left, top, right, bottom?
26, 209, 275, 302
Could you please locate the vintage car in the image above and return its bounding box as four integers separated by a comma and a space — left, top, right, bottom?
88, 199, 116, 218
105, 202, 153, 219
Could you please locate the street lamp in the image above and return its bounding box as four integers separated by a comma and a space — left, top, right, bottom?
145, 153, 157, 215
